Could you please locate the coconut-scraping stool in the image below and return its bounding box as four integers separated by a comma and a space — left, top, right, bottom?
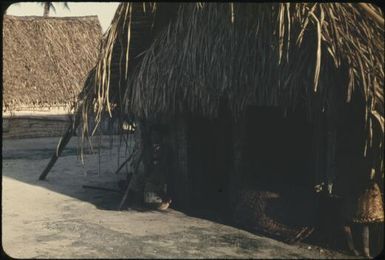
352, 182, 384, 224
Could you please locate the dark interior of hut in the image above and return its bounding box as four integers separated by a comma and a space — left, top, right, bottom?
180, 103, 317, 228
186, 112, 234, 219
148, 91, 383, 253
242, 106, 316, 226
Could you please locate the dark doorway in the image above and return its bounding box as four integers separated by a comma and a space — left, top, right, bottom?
243, 106, 314, 188
243, 106, 315, 226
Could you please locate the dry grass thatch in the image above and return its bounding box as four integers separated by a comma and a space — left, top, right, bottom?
2, 15, 102, 111
76, 3, 383, 171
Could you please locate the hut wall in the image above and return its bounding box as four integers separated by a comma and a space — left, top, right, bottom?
164, 114, 233, 211
178, 112, 233, 213
2, 116, 69, 139
3, 111, 121, 139
162, 105, 325, 222
230, 116, 246, 210
165, 117, 190, 209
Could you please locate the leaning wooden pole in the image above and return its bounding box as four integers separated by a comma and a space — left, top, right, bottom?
113, 152, 134, 175
38, 112, 81, 180
119, 150, 143, 210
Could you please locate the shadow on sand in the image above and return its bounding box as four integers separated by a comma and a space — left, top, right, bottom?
2, 136, 132, 211
3, 136, 382, 258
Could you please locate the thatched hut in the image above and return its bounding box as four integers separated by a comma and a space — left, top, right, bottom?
2, 15, 102, 138
75, 2, 383, 207
42, 3, 383, 247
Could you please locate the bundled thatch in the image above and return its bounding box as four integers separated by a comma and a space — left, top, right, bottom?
2, 15, 102, 112
77, 3, 383, 172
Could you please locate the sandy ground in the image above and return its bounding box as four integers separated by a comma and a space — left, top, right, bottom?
2, 136, 360, 259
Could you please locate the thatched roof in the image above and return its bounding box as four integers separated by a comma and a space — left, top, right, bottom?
2, 15, 102, 111
77, 3, 383, 165
129, 3, 384, 119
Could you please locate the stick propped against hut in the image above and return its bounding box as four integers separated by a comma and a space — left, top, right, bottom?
2, 15, 102, 139
40, 2, 384, 253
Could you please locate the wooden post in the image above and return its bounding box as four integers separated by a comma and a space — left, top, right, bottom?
325, 128, 337, 193
229, 116, 245, 211
138, 120, 153, 181
173, 117, 190, 209
118, 150, 143, 210
39, 113, 80, 180
325, 86, 338, 194
118, 121, 145, 209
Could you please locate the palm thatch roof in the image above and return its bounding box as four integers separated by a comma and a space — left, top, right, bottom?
2, 15, 102, 112
77, 3, 383, 168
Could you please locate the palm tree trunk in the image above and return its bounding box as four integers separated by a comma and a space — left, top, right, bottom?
43, 2, 50, 17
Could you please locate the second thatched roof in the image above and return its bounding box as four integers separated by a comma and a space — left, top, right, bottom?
2, 15, 102, 112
